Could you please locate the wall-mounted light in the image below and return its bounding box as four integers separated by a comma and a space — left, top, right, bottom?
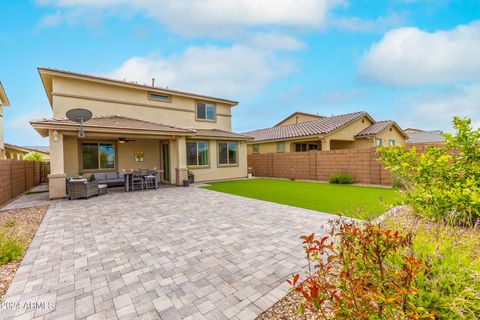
53, 130, 59, 142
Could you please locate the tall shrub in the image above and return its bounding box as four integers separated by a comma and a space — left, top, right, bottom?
377, 117, 480, 222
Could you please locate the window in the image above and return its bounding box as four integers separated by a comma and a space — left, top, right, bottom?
196, 102, 215, 121
277, 142, 285, 153
82, 142, 115, 170
295, 143, 318, 152
219, 142, 237, 165
187, 141, 209, 166
149, 92, 171, 102
389, 139, 396, 146
252, 144, 260, 154
375, 138, 383, 147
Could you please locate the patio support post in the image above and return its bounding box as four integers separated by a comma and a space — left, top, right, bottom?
322, 138, 331, 151
48, 129, 67, 199
175, 136, 188, 185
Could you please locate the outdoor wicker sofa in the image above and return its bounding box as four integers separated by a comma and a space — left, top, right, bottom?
67, 180, 99, 200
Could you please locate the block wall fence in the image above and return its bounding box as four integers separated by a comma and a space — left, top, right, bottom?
0, 160, 42, 207
247, 145, 433, 186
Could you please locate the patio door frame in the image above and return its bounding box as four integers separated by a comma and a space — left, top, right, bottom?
161, 142, 170, 183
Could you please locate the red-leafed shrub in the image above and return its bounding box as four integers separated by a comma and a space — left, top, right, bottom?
288, 220, 434, 319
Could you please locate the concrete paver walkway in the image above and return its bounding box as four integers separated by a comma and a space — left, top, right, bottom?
1, 187, 334, 320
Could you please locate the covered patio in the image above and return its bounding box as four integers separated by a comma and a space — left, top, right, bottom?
30, 116, 196, 199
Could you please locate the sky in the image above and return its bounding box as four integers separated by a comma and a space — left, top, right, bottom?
1, 0, 480, 146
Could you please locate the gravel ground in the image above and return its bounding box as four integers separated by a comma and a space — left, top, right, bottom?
257, 290, 316, 320
0, 206, 48, 301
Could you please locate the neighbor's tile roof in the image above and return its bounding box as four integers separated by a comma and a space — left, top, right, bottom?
244, 112, 369, 142
30, 115, 195, 134
355, 120, 394, 137
23, 146, 50, 153
406, 130, 445, 144
193, 129, 253, 140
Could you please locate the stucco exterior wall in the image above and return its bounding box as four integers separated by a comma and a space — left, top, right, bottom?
275, 114, 321, 126
376, 126, 406, 146
328, 116, 374, 141
51, 77, 233, 131
188, 140, 248, 181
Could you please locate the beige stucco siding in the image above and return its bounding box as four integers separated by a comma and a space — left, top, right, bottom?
376, 126, 406, 146
189, 140, 247, 181
276, 114, 321, 126
328, 116, 374, 141
51, 77, 232, 131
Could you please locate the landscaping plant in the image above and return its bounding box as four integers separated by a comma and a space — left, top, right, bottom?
329, 172, 354, 184
384, 211, 480, 319
0, 220, 25, 265
377, 117, 480, 222
24, 151, 44, 162
288, 219, 434, 320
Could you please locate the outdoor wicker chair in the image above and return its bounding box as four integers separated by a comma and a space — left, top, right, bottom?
131, 171, 144, 191
67, 180, 99, 200
144, 170, 157, 190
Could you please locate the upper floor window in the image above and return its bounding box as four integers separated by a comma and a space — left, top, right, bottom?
277, 142, 285, 153
196, 102, 215, 121
252, 144, 260, 154
149, 92, 171, 102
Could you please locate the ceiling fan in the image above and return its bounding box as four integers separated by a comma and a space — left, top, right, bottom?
118, 137, 136, 143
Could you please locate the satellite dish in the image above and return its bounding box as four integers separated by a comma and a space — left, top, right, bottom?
66, 108, 92, 123
66, 108, 92, 138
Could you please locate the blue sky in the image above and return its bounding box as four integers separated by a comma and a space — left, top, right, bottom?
1, 0, 480, 146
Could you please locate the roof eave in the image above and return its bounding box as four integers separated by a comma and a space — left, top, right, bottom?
37, 67, 239, 106
0, 82, 10, 106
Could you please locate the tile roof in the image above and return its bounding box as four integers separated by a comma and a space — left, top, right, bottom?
355, 121, 394, 137
23, 146, 50, 154
30, 116, 250, 140
406, 130, 445, 144
193, 129, 253, 140
30, 115, 195, 134
244, 112, 369, 142
274, 111, 324, 126
38, 67, 238, 105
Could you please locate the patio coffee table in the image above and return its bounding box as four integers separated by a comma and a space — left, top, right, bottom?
98, 184, 108, 196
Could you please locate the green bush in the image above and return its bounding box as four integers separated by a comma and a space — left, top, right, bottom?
329, 172, 353, 184
0, 223, 25, 265
378, 117, 480, 222
384, 212, 480, 319
24, 151, 44, 162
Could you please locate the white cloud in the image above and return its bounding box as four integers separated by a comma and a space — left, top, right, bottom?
37, 0, 340, 36
5, 109, 51, 146
397, 83, 480, 131
330, 12, 406, 33
359, 21, 480, 86
245, 32, 306, 51
108, 45, 296, 98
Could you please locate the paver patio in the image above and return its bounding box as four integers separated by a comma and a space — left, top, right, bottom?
1, 186, 335, 320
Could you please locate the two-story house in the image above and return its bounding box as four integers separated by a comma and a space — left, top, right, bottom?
0, 81, 10, 159
30, 68, 251, 199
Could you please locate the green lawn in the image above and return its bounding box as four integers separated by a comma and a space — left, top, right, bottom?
202, 178, 399, 218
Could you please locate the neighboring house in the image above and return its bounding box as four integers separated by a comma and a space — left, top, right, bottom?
405, 130, 445, 144
30, 68, 251, 199
4, 144, 50, 161
245, 111, 407, 154
0, 81, 10, 159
